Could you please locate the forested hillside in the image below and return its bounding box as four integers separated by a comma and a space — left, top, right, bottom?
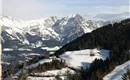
55, 18, 130, 56
54, 18, 130, 80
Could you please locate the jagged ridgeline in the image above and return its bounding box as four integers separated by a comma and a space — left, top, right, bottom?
55, 18, 130, 56
1, 15, 107, 49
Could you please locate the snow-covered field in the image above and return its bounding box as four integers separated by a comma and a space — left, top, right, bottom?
27, 68, 75, 80
14, 49, 110, 80
41, 46, 60, 54
41, 46, 60, 51
3, 48, 32, 51
103, 60, 130, 80
3, 48, 13, 51
31, 68, 75, 76
60, 49, 110, 69
27, 76, 56, 80
15, 57, 74, 80
20, 53, 40, 57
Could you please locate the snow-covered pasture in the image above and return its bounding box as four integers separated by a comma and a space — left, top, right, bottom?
103, 60, 130, 80
60, 49, 110, 69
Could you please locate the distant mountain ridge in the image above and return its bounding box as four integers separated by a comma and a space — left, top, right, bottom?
1, 14, 108, 49
0, 14, 110, 48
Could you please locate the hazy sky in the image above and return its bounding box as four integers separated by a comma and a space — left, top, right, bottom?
2, 0, 130, 20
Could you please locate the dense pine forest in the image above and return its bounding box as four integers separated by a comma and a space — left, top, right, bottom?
54, 18, 130, 80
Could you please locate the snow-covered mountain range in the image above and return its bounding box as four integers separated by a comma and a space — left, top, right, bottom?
1, 14, 110, 66
2, 15, 129, 80
1, 14, 109, 49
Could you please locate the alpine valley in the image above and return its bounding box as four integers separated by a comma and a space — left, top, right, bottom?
1, 14, 130, 80
1, 14, 109, 66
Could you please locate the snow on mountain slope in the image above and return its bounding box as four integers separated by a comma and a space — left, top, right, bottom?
0, 16, 27, 28
60, 49, 110, 69
103, 60, 130, 80
1, 16, 58, 28
1, 16, 59, 46
14, 57, 75, 80
31, 68, 75, 76
27, 16, 58, 27
26, 58, 53, 69
27, 76, 56, 80
1, 14, 108, 66
52, 14, 105, 43
15, 58, 53, 76
1, 14, 107, 48
27, 68, 75, 80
